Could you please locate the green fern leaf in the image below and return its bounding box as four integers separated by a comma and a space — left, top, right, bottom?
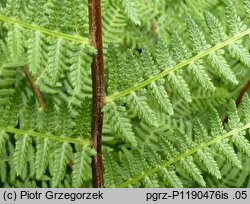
104, 102, 137, 146
0, 131, 8, 157
69, 45, 93, 102
148, 81, 173, 115
168, 73, 192, 103
241, 94, 250, 124
119, 0, 141, 25
155, 38, 174, 69
6, 26, 24, 60
196, 149, 221, 179
127, 92, 158, 127
228, 100, 250, 156
72, 147, 94, 188
162, 167, 183, 188
208, 52, 238, 84
1, 0, 250, 189
179, 156, 206, 187
27, 31, 46, 76
35, 138, 51, 179
226, 0, 247, 35
209, 108, 242, 168
14, 134, 32, 176
52, 142, 72, 187
47, 39, 67, 83
103, 150, 123, 187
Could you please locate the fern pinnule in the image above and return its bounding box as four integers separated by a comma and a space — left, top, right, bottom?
72, 146, 95, 188
103, 150, 123, 187
148, 81, 173, 115
209, 107, 242, 168
14, 134, 32, 176
227, 100, 250, 156
205, 9, 250, 69
226, 0, 247, 35
240, 94, 250, 124
35, 138, 51, 180
62, 0, 89, 36
196, 148, 222, 179
102, 4, 127, 48
127, 91, 158, 127
27, 31, 46, 77
6, 26, 24, 61
0, 131, 9, 158
52, 142, 72, 187
68, 44, 94, 103
103, 101, 137, 146
161, 167, 183, 188
119, 0, 141, 26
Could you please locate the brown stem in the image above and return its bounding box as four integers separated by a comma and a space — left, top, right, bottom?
23, 67, 45, 111
224, 80, 250, 124
150, 20, 158, 36
68, 160, 74, 171
88, 0, 104, 187
235, 80, 250, 106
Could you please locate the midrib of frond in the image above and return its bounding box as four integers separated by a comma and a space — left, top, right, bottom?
105, 28, 250, 104
115, 122, 250, 187
0, 126, 90, 146
0, 14, 89, 45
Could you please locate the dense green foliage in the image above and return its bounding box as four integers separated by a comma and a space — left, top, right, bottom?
0, 0, 250, 187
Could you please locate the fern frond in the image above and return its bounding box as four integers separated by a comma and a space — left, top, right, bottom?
0, 96, 92, 187
104, 96, 250, 187
105, 1, 250, 104
1, 0, 250, 188
0, 3, 96, 114
103, 1, 250, 143
205, 153, 250, 187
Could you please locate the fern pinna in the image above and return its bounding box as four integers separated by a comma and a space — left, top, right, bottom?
0, 0, 250, 187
